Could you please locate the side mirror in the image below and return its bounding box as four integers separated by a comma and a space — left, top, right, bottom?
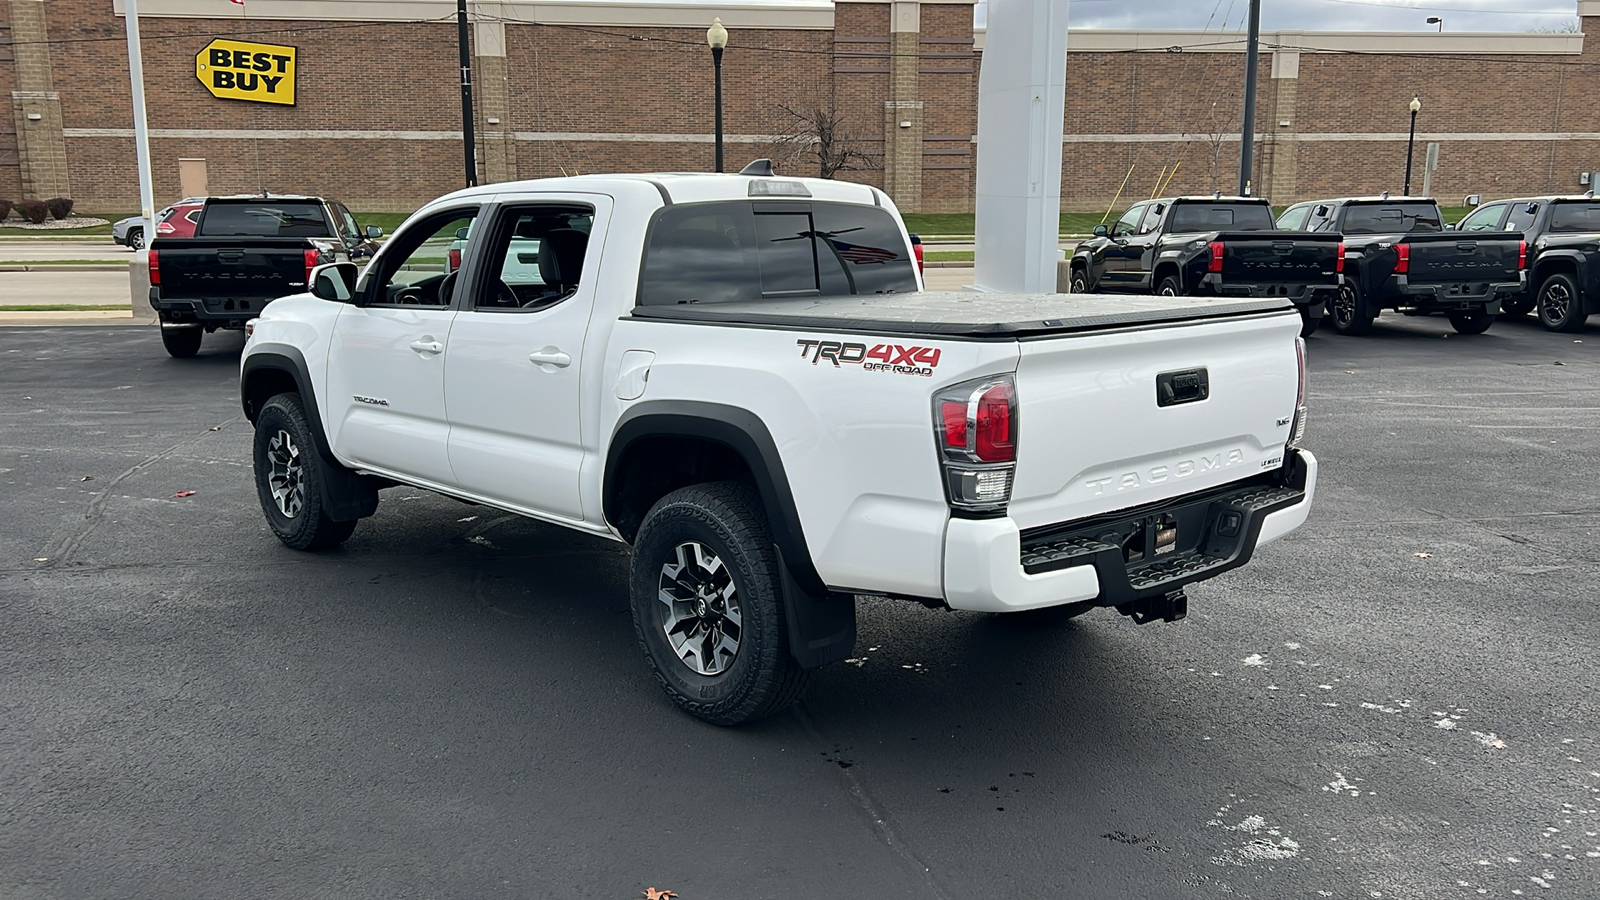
1444, 223, 1456, 230
1314, 205, 1329, 218
1525, 203, 1539, 215
1465, 194, 1482, 208
456, 227, 470, 240
1092, 224, 1108, 237
310, 262, 358, 303
365, 225, 384, 239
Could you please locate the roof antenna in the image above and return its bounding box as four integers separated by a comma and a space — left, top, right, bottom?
739, 158, 775, 177
1381, 190, 1391, 200
1213, 190, 1221, 199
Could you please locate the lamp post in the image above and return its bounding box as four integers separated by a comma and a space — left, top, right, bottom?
1403, 96, 1421, 195
1427, 16, 1443, 32
707, 18, 728, 173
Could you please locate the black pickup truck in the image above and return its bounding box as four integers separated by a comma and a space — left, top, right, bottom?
1277, 196, 1525, 336
1454, 195, 1600, 332
149, 196, 381, 357
1069, 197, 1340, 336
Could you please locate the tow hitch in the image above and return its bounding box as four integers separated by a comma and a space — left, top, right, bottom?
1118, 588, 1188, 624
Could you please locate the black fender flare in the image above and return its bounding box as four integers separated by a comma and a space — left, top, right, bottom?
1531, 250, 1592, 311
240, 345, 379, 522
1068, 251, 1096, 290
604, 400, 854, 668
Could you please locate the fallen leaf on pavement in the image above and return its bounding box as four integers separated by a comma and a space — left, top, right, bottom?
643, 890, 677, 900
1413, 551, 1432, 558
79, 475, 93, 482
173, 490, 196, 498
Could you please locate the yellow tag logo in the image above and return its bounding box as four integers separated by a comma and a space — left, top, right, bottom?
195, 39, 296, 106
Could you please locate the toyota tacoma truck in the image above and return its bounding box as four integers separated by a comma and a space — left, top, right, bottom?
1277, 195, 1526, 336
239, 169, 1317, 725
148, 195, 382, 358
1068, 196, 1341, 336
1454, 194, 1600, 332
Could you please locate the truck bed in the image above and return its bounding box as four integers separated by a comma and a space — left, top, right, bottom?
629, 292, 1292, 338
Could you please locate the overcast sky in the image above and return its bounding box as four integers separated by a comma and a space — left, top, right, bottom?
974, 0, 1579, 32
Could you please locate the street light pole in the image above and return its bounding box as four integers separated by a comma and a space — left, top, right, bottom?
456, 0, 477, 188
1237, 0, 1261, 196
1403, 96, 1421, 195
707, 18, 728, 173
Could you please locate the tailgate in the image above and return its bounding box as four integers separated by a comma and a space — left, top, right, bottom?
1219, 232, 1339, 283
1403, 232, 1521, 283
1007, 309, 1300, 531
153, 240, 310, 300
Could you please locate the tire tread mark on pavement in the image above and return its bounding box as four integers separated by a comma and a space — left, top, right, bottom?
37, 415, 244, 565
793, 703, 954, 900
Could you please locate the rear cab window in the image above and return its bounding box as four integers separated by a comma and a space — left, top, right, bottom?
637, 200, 918, 306
1169, 201, 1276, 232
196, 200, 330, 237
1341, 202, 1443, 234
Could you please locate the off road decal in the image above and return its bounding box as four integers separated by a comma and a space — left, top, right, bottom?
797, 339, 941, 376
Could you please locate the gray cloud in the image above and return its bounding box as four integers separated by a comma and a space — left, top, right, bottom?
974, 1, 1577, 33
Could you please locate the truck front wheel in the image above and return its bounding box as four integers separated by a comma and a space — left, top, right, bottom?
1537, 273, 1588, 333
1156, 274, 1183, 296
629, 482, 811, 726
1329, 282, 1375, 335
252, 393, 359, 551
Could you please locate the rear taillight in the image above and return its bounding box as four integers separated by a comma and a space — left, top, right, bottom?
447, 248, 462, 273
304, 248, 320, 284
933, 375, 1017, 514
1394, 243, 1410, 275
1288, 336, 1308, 449
1208, 240, 1225, 273
909, 234, 924, 274
1335, 242, 1345, 274
148, 249, 161, 285
1518, 240, 1528, 271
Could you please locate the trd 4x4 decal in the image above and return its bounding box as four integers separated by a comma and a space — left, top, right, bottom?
797, 339, 941, 376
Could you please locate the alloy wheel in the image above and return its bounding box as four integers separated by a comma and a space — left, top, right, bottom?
1542, 280, 1573, 322
1334, 284, 1358, 326
657, 540, 743, 676
265, 429, 306, 519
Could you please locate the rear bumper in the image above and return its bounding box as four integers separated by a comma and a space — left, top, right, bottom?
942, 450, 1317, 613
1384, 275, 1524, 310
1201, 274, 1338, 312
152, 291, 277, 329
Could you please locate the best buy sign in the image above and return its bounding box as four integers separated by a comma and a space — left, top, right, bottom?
195, 39, 297, 105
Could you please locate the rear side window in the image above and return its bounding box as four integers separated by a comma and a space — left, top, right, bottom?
1170, 202, 1276, 232
1341, 203, 1442, 234
638, 201, 917, 305
1276, 206, 1310, 231
1548, 203, 1600, 233
198, 201, 329, 237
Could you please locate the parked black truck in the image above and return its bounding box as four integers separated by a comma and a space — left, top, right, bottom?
1454, 194, 1600, 332
148, 196, 381, 357
1068, 196, 1341, 336
1276, 195, 1525, 336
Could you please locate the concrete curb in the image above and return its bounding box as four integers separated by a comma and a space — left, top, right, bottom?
0, 310, 152, 327
0, 264, 127, 272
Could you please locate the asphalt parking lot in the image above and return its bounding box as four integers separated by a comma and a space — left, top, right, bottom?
2, 314, 1598, 900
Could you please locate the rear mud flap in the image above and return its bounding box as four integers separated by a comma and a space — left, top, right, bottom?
778, 549, 856, 669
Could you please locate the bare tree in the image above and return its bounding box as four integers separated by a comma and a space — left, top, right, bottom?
770, 101, 879, 179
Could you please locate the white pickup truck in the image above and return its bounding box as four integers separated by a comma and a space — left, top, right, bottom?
239, 169, 1317, 725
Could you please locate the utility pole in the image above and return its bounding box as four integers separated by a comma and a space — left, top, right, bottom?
456, 0, 477, 187
1238, 0, 1261, 196
124, 0, 155, 229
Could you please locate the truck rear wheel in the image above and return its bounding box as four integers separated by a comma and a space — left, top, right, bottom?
629, 482, 810, 726
1448, 308, 1495, 335
1329, 282, 1374, 335
1156, 274, 1183, 297
159, 324, 202, 358
1068, 267, 1089, 293
1537, 273, 1587, 333
252, 393, 359, 551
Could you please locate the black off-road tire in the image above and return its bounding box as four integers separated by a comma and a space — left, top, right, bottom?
253, 393, 359, 551
159, 324, 202, 358
1329, 281, 1375, 336
1500, 294, 1535, 317
1156, 274, 1183, 297
1068, 267, 1089, 294
1448, 308, 1495, 335
1537, 273, 1588, 333
629, 482, 811, 726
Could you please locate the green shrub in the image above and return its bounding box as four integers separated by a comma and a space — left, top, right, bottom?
45, 198, 74, 220
0, 200, 12, 220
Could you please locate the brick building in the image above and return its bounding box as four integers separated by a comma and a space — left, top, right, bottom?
3, 0, 1600, 214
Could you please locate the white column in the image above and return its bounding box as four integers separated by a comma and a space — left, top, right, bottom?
972, 0, 1068, 293
123, 0, 155, 225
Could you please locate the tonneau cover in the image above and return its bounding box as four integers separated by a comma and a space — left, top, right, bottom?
629, 291, 1291, 338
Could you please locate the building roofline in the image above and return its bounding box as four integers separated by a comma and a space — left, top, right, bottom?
977, 27, 1583, 55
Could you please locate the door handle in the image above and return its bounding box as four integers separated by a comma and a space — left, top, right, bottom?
409, 340, 444, 354
528, 347, 572, 369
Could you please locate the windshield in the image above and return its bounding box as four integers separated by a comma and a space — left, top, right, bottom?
197, 201, 329, 237
1549, 203, 1600, 233
1341, 203, 1442, 234
1168, 202, 1276, 232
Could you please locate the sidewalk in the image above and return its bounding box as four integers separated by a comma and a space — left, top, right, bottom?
0, 309, 152, 326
